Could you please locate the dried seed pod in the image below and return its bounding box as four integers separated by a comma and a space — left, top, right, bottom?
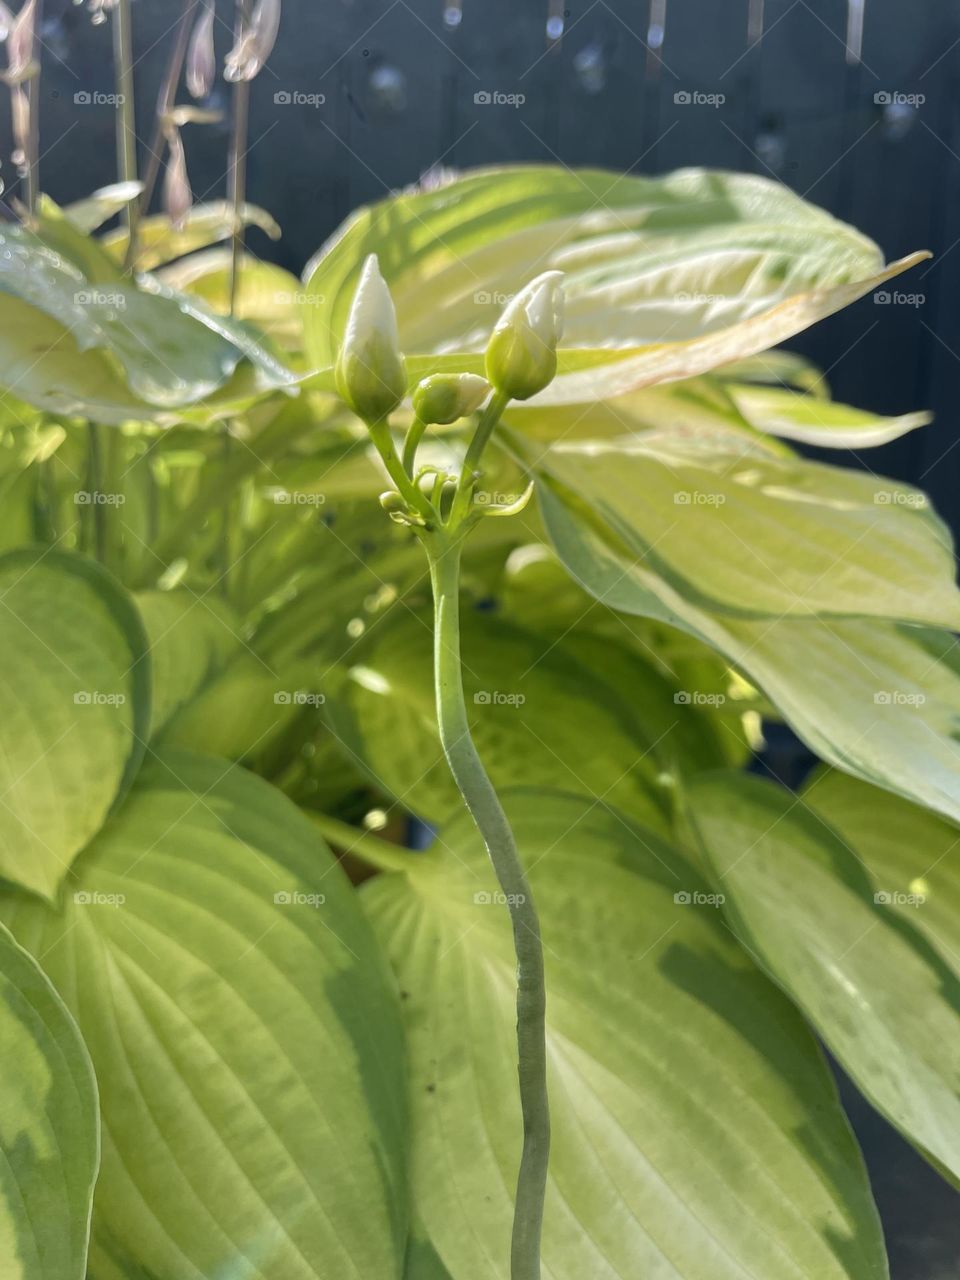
224, 0, 280, 84
162, 128, 193, 230
186, 0, 216, 99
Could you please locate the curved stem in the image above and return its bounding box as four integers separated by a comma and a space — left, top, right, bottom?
367, 417, 434, 520
401, 415, 428, 476
449, 388, 509, 527
427, 534, 549, 1279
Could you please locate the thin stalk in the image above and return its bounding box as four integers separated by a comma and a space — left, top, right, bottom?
427, 534, 549, 1279
449, 388, 509, 526
131, 0, 197, 254
112, 0, 139, 242
24, 0, 44, 219
227, 0, 253, 316
86, 423, 106, 563
307, 811, 429, 876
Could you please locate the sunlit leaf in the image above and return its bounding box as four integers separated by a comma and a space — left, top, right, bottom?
1, 751, 408, 1280
364, 790, 887, 1280
0, 548, 150, 900
0, 922, 99, 1280
691, 772, 960, 1190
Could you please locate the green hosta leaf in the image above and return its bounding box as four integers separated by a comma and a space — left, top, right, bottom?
690, 773, 960, 1190
102, 201, 281, 271
0, 922, 99, 1280
63, 182, 143, 234
0, 222, 297, 422
518, 426, 959, 627
0, 548, 150, 900
0, 751, 408, 1280
302, 164, 925, 404
136, 590, 240, 733
539, 483, 960, 826
323, 608, 718, 833
160, 249, 305, 349
803, 769, 960, 976
730, 384, 931, 448
363, 790, 887, 1280
509, 374, 927, 451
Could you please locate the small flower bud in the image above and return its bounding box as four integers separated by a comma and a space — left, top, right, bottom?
335, 254, 407, 422
484, 271, 564, 401
412, 372, 490, 425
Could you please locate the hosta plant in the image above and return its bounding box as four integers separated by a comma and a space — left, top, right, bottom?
0, 6, 958, 1280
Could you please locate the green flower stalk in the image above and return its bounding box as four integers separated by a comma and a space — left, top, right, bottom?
336, 259, 564, 1279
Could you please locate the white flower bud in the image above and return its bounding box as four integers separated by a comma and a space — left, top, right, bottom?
485, 270, 564, 401
335, 254, 407, 422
